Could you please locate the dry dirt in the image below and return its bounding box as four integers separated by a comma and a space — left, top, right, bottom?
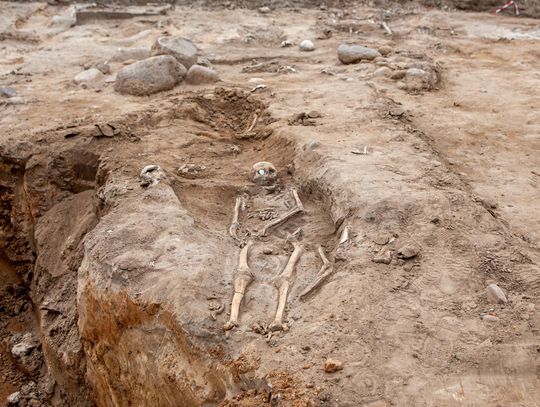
0, 1, 539, 407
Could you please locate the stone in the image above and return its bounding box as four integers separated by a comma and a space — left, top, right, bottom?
303, 139, 320, 150
7, 392, 20, 405
299, 40, 315, 52
397, 243, 420, 259
0, 86, 17, 98
483, 315, 499, 323
324, 358, 343, 373
115, 56, 187, 96
74, 68, 104, 85
378, 45, 393, 56
151, 36, 198, 69
109, 47, 151, 63
390, 70, 407, 80
258, 6, 271, 13
95, 63, 111, 75
486, 283, 507, 304
337, 44, 381, 64
372, 249, 392, 264
185, 65, 219, 85
373, 67, 392, 78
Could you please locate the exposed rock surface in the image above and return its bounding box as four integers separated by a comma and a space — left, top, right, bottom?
151, 36, 198, 69
337, 43, 381, 64
114, 55, 187, 96
185, 64, 219, 85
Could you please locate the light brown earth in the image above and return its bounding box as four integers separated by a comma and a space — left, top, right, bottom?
1, 2, 539, 407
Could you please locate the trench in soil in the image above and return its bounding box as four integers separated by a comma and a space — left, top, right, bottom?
0, 88, 343, 405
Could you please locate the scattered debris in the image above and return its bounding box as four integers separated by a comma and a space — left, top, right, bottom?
115, 56, 187, 96
178, 164, 206, 178
94, 123, 118, 138
324, 358, 343, 373
139, 165, 166, 187
151, 36, 198, 69
486, 283, 508, 304
338, 44, 382, 64
299, 40, 315, 52
288, 111, 321, 126
185, 64, 219, 85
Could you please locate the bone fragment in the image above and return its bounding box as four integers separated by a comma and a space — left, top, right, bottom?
339, 225, 349, 245
299, 246, 333, 301
224, 240, 254, 331
269, 242, 303, 331
381, 21, 393, 35
260, 189, 304, 236
229, 196, 244, 240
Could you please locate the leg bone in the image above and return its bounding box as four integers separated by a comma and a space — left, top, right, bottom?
299, 246, 333, 301
269, 242, 303, 331
224, 240, 254, 331
229, 196, 245, 240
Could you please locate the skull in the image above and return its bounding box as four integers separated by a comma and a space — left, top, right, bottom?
250, 161, 278, 186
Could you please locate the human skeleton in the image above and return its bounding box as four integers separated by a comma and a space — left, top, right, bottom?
223, 161, 337, 333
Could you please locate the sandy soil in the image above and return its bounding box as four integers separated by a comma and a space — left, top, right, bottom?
0, 2, 539, 407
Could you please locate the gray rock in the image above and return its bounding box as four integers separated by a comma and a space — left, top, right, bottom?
185, 65, 219, 85
486, 283, 507, 304
299, 39, 315, 52
0, 86, 17, 98
337, 44, 381, 64
74, 68, 104, 85
7, 392, 20, 405
109, 47, 151, 63
151, 37, 198, 69
115, 56, 187, 96
397, 243, 420, 259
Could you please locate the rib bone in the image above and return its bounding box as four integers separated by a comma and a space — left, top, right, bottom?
260, 189, 304, 237
299, 246, 333, 301
269, 241, 303, 331
224, 240, 254, 331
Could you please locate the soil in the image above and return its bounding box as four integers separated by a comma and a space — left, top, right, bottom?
0, 1, 539, 407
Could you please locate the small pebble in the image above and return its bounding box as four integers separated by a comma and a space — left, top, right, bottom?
397, 243, 420, 259
486, 283, 507, 304
483, 315, 499, 323
299, 40, 315, 52
324, 358, 343, 373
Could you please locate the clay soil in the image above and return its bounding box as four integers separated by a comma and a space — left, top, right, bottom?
1, 1, 539, 407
